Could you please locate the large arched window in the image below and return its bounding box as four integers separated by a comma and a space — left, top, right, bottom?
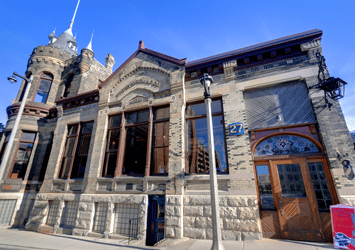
34, 73, 53, 103
254, 134, 320, 157
63, 74, 74, 98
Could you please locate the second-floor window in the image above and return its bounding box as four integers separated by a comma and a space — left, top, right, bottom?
34, 73, 53, 103
102, 106, 170, 177
59, 121, 94, 179
185, 99, 228, 174
9, 131, 36, 179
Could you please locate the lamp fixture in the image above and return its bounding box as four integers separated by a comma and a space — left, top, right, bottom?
309, 52, 347, 110
200, 73, 214, 99
7, 75, 18, 84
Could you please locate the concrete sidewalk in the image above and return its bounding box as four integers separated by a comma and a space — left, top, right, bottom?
0, 228, 335, 250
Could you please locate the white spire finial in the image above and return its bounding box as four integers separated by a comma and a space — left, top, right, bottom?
65, 0, 80, 36
85, 30, 94, 51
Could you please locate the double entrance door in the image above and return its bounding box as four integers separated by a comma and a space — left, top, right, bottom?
256, 158, 335, 242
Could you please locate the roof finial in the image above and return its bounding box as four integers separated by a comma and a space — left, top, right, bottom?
65, 0, 80, 36
85, 30, 94, 51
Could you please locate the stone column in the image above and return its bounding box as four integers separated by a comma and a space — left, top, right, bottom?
73, 201, 95, 236
165, 195, 183, 239
222, 90, 257, 195
83, 107, 109, 193
305, 76, 355, 203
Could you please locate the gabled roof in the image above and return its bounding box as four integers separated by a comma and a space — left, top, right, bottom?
186, 29, 323, 68
99, 41, 186, 89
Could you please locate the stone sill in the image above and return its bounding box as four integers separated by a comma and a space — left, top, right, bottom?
109, 233, 129, 240
184, 174, 230, 181
185, 190, 230, 195
88, 232, 104, 238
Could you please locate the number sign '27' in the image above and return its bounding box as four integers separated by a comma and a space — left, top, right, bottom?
229, 123, 244, 136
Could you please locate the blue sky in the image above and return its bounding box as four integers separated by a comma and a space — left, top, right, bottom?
0, 0, 354, 132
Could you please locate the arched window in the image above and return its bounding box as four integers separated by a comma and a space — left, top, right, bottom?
254, 134, 320, 156
34, 73, 53, 103
63, 74, 74, 98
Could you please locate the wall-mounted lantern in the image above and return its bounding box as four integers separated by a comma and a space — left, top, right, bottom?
309, 52, 347, 109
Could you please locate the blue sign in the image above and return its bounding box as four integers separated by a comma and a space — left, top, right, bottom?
229, 122, 244, 135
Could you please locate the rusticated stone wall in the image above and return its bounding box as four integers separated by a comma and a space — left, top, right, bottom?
26, 194, 148, 245
183, 195, 262, 241
165, 195, 183, 239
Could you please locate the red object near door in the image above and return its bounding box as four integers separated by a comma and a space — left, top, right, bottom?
331, 204, 355, 249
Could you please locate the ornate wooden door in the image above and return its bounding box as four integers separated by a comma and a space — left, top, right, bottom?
270, 158, 323, 241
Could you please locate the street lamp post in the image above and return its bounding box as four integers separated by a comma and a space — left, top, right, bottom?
200, 73, 224, 250
0, 72, 32, 183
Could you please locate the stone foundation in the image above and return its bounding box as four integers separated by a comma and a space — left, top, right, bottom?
26, 194, 148, 245
183, 195, 262, 240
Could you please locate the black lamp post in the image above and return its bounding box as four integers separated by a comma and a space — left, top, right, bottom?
200, 73, 224, 250
309, 52, 348, 109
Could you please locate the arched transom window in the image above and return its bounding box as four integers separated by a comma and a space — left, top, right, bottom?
254, 135, 320, 156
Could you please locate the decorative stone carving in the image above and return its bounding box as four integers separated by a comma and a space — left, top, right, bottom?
128, 96, 148, 105
223, 60, 237, 80
300, 39, 322, 63
113, 79, 160, 98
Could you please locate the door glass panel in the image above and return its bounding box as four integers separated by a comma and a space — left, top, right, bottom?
277, 164, 307, 198
308, 162, 333, 211
255, 165, 275, 210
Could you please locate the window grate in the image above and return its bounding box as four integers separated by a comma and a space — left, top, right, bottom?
46, 200, 60, 226
60, 201, 78, 228
114, 203, 140, 236
92, 202, 108, 233
0, 199, 17, 225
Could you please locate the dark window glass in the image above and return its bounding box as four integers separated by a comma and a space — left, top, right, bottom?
256, 165, 275, 210
308, 162, 333, 211
123, 125, 148, 176
137, 110, 149, 123
151, 122, 169, 175
68, 124, 79, 136
103, 107, 169, 177
59, 121, 94, 179
11, 132, 36, 179
154, 107, 170, 120
109, 114, 122, 128
186, 99, 222, 117
102, 115, 122, 177
126, 113, 137, 125
38, 133, 54, 181
277, 164, 307, 198
63, 74, 74, 98
186, 110, 227, 174
35, 73, 53, 103
126, 110, 149, 124
22, 132, 36, 142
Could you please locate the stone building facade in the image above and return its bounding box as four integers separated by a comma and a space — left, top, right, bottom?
0, 11, 354, 246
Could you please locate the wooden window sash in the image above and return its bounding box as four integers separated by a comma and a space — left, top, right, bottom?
185, 98, 227, 175
116, 113, 126, 177
59, 124, 80, 179
145, 107, 153, 176
9, 131, 36, 179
